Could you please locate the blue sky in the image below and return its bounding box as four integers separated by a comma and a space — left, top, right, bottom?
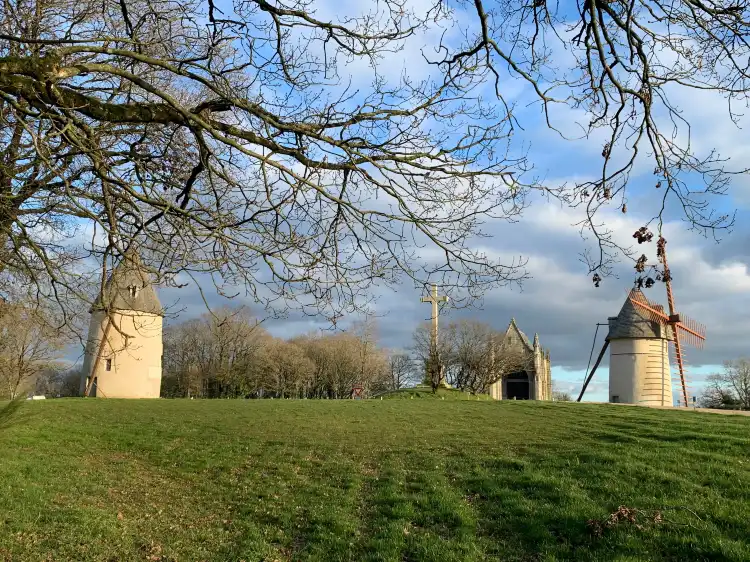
67, 0, 750, 403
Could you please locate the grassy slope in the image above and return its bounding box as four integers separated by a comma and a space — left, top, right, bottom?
0, 400, 749, 562
377, 386, 493, 400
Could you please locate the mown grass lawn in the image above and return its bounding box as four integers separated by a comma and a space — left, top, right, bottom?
0, 399, 749, 562
377, 386, 493, 400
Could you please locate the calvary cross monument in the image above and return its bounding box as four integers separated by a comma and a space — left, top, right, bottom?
421, 284, 449, 388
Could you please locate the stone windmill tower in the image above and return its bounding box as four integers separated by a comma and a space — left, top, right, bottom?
607, 289, 673, 406
577, 236, 705, 407
80, 250, 163, 398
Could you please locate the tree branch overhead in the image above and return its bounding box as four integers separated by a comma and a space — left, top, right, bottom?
0, 0, 747, 318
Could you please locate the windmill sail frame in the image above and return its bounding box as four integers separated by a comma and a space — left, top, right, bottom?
627, 286, 705, 407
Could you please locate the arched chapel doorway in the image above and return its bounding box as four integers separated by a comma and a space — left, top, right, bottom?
505, 371, 530, 400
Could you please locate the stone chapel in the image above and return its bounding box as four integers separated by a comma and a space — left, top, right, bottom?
79, 250, 163, 398
487, 319, 552, 400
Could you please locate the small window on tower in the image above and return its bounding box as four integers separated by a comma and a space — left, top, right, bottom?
105, 359, 112, 371
128, 286, 139, 298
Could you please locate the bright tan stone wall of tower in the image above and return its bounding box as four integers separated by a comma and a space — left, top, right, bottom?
80, 310, 163, 398
609, 338, 672, 406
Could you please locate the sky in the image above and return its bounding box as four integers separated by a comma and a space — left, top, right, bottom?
70, 0, 750, 403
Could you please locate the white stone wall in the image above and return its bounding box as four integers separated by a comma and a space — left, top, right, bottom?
609, 338, 672, 406
81, 310, 163, 398
489, 380, 502, 400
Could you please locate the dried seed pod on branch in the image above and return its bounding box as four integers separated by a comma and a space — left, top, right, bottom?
0, 0, 748, 315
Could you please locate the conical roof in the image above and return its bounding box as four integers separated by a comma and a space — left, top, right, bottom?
607, 288, 669, 340
91, 250, 162, 315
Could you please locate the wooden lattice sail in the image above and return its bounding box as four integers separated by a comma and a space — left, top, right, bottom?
627, 287, 705, 407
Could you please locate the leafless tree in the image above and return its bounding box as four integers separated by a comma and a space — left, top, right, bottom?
412, 319, 531, 394
162, 306, 268, 397
386, 352, 417, 391
33, 366, 81, 397
701, 359, 750, 410
0, 0, 529, 324
698, 383, 738, 409
442, 319, 530, 394
351, 316, 380, 388
0, 297, 65, 399
162, 318, 212, 397
162, 306, 390, 398
59, 368, 83, 397
259, 339, 316, 398
441, 0, 749, 274
552, 383, 572, 402
207, 307, 269, 394
411, 321, 448, 390
294, 331, 388, 398
2, 0, 745, 321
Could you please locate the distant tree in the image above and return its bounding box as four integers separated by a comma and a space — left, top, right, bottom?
699, 384, 740, 410
208, 308, 269, 397
293, 331, 389, 398
415, 320, 530, 395
351, 317, 383, 391
162, 307, 268, 398
162, 318, 215, 397
411, 322, 451, 390
33, 367, 82, 397
160, 309, 405, 399
34, 367, 63, 397
552, 390, 572, 402
700, 360, 750, 410
257, 339, 316, 399
291, 334, 338, 398
0, 298, 65, 399
386, 352, 417, 391
58, 369, 83, 397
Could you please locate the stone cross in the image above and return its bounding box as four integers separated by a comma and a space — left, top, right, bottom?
421, 284, 448, 352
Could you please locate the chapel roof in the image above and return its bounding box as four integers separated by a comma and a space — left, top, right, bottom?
505, 318, 534, 352
91, 250, 162, 315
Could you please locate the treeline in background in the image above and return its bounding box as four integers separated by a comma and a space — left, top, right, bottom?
160, 308, 417, 399
5, 300, 750, 408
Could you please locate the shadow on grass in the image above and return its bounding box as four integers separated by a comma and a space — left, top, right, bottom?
457, 447, 745, 562
208, 446, 744, 561
458, 467, 617, 561
0, 398, 25, 430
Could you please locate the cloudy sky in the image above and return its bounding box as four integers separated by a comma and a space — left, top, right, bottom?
76, 0, 750, 403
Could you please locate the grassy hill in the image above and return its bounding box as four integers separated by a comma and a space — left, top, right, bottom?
376, 385, 493, 400
0, 400, 749, 561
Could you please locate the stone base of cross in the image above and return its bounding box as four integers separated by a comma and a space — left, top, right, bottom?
424, 345, 447, 390
422, 356, 448, 389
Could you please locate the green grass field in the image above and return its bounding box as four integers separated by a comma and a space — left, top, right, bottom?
377, 386, 493, 400
1, 400, 749, 562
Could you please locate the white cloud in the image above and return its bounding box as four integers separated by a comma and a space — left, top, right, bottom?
59, 0, 750, 408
